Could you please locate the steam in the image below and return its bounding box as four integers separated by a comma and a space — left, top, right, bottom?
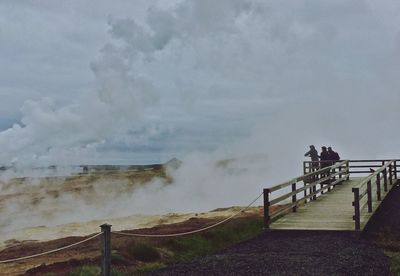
0, 0, 400, 233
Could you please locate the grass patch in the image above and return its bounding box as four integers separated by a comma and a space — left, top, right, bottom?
134, 262, 167, 275
69, 265, 101, 276
111, 268, 128, 276
384, 251, 400, 275
69, 266, 128, 276
127, 242, 161, 262
164, 217, 263, 262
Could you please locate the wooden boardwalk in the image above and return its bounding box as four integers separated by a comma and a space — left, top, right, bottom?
270, 178, 394, 231
263, 160, 399, 231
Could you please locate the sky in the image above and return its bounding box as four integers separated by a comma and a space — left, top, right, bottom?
1, 0, 400, 168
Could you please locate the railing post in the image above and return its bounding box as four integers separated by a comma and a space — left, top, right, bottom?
376, 174, 381, 201
352, 188, 361, 230
328, 166, 333, 192
367, 180, 372, 212
263, 189, 270, 230
292, 183, 297, 212
346, 160, 350, 180
100, 224, 112, 276
389, 165, 393, 186
394, 161, 398, 179
383, 168, 388, 192
312, 183, 317, 201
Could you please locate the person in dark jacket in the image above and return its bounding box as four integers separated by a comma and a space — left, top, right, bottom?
327, 146, 341, 182
320, 146, 330, 168
304, 145, 319, 169
304, 145, 319, 161
304, 145, 319, 183
328, 147, 340, 163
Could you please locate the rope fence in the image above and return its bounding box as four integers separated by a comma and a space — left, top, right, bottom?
0, 192, 264, 275
112, 192, 264, 238
0, 232, 102, 264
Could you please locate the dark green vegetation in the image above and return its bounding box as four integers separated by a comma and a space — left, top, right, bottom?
164, 217, 262, 262
69, 216, 263, 275
128, 242, 161, 263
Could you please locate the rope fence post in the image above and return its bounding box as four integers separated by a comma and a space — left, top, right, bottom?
100, 224, 112, 276
263, 189, 270, 230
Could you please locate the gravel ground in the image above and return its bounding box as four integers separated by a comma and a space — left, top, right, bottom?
151, 186, 400, 276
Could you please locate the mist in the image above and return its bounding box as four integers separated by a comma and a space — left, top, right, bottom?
0, 0, 400, 232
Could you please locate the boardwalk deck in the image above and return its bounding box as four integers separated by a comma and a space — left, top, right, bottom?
270, 177, 396, 231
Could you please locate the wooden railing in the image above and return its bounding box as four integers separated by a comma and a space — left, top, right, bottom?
351, 160, 397, 230
263, 161, 350, 229
304, 159, 400, 176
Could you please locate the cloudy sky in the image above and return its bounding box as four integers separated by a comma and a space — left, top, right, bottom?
1, 0, 400, 167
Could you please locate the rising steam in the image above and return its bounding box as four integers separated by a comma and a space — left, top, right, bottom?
0, 0, 400, 235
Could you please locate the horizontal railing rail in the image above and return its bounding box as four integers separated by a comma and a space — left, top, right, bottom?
304, 159, 400, 176
263, 161, 349, 229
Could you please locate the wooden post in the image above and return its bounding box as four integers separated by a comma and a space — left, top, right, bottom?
376, 174, 381, 201
263, 189, 270, 230
394, 161, 398, 179
328, 167, 333, 192
352, 188, 360, 230
346, 161, 350, 180
367, 180, 372, 212
292, 183, 297, 212
312, 183, 317, 201
100, 224, 112, 276
383, 168, 388, 192
389, 165, 393, 186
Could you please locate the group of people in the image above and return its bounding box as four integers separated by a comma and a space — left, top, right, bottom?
304, 145, 340, 169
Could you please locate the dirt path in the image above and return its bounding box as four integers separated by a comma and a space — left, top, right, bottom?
151, 230, 389, 276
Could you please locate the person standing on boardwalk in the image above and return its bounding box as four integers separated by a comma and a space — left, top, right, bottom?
304, 145, 319, 170
320, 146, 330, 168
328, 147, 340, 163
327, 146, 341, 182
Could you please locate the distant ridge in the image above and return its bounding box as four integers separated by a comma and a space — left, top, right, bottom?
0, 158, 183, 174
